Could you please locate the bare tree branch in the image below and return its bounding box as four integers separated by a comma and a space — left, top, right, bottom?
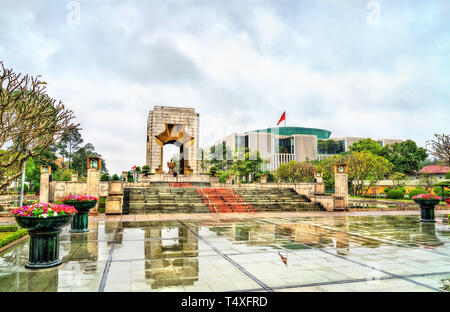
0, 61, 80, 191
426, 134, 450, 166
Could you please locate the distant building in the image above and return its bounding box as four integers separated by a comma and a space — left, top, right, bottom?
208, 127, 402, 171
416, 165, 450, 180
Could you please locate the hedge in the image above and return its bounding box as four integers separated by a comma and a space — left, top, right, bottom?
0, 229, 28, 249
0, 225, 19, 232
386, 189, 405, 199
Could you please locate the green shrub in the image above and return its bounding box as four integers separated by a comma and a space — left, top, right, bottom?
384, 187, 392, 193
142, 166, 150, 172
0, 229, 28, 249
446, 172, 450, 179
112, 174, 120, 181
434, 188, 450, 197
386, 189, 405, 199
209, 166, 218, 177
399, 187, 406, 193
0, 225, 19, 232
33, 183, 40, 193
23, 184, 29, 193
101, 173, 110, 181
408, 187, 428, 200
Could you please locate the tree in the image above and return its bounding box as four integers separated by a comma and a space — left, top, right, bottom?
209, 143, 233, 171
344, 151, 392, 195
230, 150, 265, 182
348, 138, 382, 155
390, 172, 407, 189
419, 173, 436, 192
317, 155, 342, 190
0, 62, 79, 191
53, 168, 73, 181
380, 140, 428, 174
275, 161, 316, 183
427, 134, 450, 166
318, 140, 344, 155
71, 143, 108, 177
55, 128, 83, 169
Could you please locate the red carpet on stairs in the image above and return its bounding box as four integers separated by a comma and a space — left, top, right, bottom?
196, 188, 256, 213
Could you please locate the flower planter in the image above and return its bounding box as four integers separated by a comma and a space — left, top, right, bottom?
63, 200, 97, 233
15, 214, 73, 269
414, 199, 440, 223
444, 198, 450, 206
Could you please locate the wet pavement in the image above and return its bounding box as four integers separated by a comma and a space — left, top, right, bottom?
0, 212, 449, 292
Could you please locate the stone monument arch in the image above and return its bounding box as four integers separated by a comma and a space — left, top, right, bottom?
146, 106, 200, 174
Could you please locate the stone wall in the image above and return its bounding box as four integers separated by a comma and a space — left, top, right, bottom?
48, 181, 109, 202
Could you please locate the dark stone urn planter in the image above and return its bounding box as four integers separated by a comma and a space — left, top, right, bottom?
414, 199, 440, 223
63, 200, 97, 233
15, 214, 73, 269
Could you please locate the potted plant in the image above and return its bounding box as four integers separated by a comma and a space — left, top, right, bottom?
62, 195, 98, 233
10, 203, 77, 269
412, 194, 442, 223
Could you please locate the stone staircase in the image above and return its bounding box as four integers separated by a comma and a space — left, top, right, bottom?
122, 186, 323, 214
122, 187, 210, 214
232, 187, 323, 212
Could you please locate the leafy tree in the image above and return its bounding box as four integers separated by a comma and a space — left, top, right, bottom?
380, 140, 428, 174
349, 138, 382, 155
419, 173, 436, 192
390, 172, 407, 189
229, 150, 265, 182
318, 140, 344, 154
55, 128, 83, 169
71, 143, 108, 177
100, 173, 110, 181
127, 171, 134, 182
427, 134, 450, 166
346, 151, 393, 196
53, 168, 73, 181
0, 62, 79, 191
275, 161, 316, 183
209, 143, 233, 171
317, 155, 342, 190
111, 174, 120, 181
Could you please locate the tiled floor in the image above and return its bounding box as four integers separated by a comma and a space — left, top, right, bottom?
0, 212, 449, 292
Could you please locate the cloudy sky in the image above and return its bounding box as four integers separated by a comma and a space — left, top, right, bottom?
1, 0, 449, 174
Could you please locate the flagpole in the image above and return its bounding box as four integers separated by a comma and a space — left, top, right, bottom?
284, 111, 286, 127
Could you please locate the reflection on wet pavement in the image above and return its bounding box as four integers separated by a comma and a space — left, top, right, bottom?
0, 214, 449, 292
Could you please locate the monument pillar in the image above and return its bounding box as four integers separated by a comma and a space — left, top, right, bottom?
314, 171, 325, 194
39, 165, 51, 203
334, 163, 348, 211
71, 172, 78, 182
87, 157, 101, 212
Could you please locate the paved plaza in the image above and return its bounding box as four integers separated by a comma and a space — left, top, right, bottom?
0, 211, 449, 292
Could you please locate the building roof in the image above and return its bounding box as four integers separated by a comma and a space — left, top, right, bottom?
249, 127, 332, 139
418, 165, 450, 174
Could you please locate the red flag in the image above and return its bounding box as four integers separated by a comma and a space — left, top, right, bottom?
132, 165, 136, 170
277, 112, 286, 126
